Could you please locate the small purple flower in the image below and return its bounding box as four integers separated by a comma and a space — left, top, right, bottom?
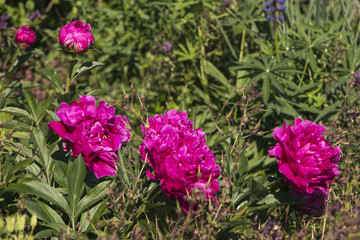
223, 0, 231, 5
161, 43, 171, 52
263, 0, 286, 22
0, 14, 9, 30
29, 10, 41, 20
354, 70, 360, 87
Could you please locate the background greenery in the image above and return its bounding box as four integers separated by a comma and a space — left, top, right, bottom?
0, 0, 360, 239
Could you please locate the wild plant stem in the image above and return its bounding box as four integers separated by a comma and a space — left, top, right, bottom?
274, 22, 280, 63
198, 19, 210, 100
239, 28, 246, 62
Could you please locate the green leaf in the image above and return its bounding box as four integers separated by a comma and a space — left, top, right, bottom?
68, 155, 86, 219
204, 60, 229, 87
76, 180, 114, 218
7, 180, 70, 214
11, 53, 32, 72
73, 61, 105, 80
0, 107, 33, 121
262, 75, 270, 104
314, 102, 339, 122
249, 178, 268, 205
6, 159, 33, 181
54, 161, 68, 188
79, 202, 108, 232
25, 200, 65, 224
38, 69, 64, 93
118, 151, 130, 186
45, 110, 60, 121
31, 128, 50, 171
23, 89, 38, 123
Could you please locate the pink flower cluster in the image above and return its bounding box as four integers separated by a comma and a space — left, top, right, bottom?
139, 110, 221, 212
15, 26, 36, 49
269, 118, 341, 215
59, 20, 95, 53
48, 95, 131, 178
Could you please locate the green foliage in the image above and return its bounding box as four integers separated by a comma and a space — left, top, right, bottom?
0, 0, 359, 239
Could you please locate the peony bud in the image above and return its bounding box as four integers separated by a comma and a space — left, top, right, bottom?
15, 26, 36, 49
58, 20, 95, 53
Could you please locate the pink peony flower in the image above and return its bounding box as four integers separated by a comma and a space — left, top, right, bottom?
139, 110, 221, 212
269, 118, 341, 195
48, 95, 131, 178
15, 26, 36, 49
58, 20, 95, 53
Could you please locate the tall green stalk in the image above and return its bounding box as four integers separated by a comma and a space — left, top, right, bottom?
274, 22, 280, 63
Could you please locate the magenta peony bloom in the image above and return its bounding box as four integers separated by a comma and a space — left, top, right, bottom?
48, 95, 131, 178
139, 110, 221, 212
15, 26, 36, 49
269, 118, 341, 195
58, 20, 95, 53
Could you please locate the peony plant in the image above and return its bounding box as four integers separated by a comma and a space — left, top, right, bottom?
139, 110, 221, 212
58, 20, 95, 53
48, 95, 131, 178
15, 26, 36, 49
269, 118, 341, 215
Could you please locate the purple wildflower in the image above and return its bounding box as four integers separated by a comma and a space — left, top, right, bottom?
263, 0, 286, 22
29, 10, 41, 20
0, 14, 9, 30
354, 70, 360, 87
162, 43, 172, 52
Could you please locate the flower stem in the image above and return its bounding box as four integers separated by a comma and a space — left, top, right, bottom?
274, 22, 280, 63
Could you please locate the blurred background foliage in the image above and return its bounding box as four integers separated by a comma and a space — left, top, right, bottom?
1, 0, 360, 239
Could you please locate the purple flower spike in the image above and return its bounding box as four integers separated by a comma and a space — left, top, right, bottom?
263, 0, 286, 23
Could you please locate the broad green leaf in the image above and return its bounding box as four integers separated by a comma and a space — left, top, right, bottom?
25, 200, 65, 224
0, 107, 33, 121
68, 155, 86, 220
73, 61, 105, 80
7, 180, 70, 214
38, 69, 64, 93
54, 161, 68, 188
